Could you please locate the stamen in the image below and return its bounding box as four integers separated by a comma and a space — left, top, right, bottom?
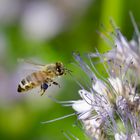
41, 113, 75, 124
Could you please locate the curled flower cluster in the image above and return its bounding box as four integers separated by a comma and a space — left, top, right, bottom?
68, 16, 140, 140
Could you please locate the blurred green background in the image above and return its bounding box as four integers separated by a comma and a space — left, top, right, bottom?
0, 0, 140, 140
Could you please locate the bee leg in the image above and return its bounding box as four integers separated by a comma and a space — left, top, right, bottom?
40, 89, 45, 96
40, 83, 49, 96
40, 86, 45, 96
52, 81, 60, 88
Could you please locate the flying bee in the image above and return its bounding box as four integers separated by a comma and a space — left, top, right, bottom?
17, 61, 70, 96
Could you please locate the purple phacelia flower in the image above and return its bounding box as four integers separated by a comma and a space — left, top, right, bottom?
68, 50, 140, 140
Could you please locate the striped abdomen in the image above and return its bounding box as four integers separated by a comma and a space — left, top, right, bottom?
17, 71, 49, 93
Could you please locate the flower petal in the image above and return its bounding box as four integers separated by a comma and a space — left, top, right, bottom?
72, 100, 92, 113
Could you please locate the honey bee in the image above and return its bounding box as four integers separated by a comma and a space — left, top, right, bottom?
17, 61, 69, 96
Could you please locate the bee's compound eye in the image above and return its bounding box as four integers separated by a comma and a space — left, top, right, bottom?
42, 83, 48, 90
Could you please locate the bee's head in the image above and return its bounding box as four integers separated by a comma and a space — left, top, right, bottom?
55, 62, 65, 75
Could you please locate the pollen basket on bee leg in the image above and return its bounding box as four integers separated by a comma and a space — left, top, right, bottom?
40, 83, 49, 96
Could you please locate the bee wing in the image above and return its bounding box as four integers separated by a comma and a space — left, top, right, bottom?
17, 59, 46, 80
17, 58, 45, 71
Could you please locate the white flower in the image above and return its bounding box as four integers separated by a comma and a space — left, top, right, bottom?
91, 15, 140, 77
59, 15, 140, 140
105, 29, 140, 72
115, 132, 127, 140
69, 52, 140, 139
